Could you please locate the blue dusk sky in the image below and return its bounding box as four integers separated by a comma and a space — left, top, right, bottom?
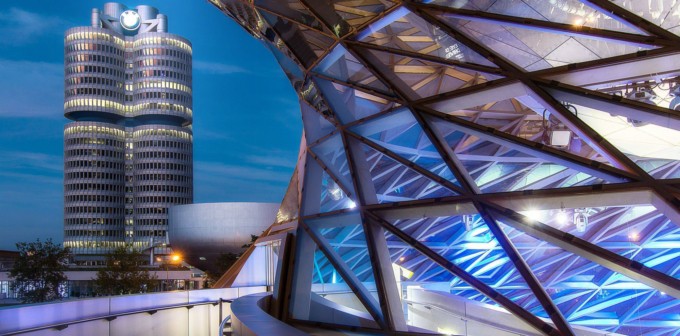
0, 1, 301, 250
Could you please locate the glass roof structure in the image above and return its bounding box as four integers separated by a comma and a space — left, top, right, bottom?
210, 1, 680, 335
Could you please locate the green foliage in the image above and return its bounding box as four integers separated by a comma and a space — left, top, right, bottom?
205, 252, 240, 284
207, 233, 262, 284
9, 239, 71, 303
241, 234, 259, 248
94, 247, 157, 296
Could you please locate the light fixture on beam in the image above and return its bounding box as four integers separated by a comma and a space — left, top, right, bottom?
574, 208, 589, 233
543, 108, 573, 148
462, 214, 474, 231
669, 81, 680, 110
625, 88, 655, 127
550, 129, 572, 147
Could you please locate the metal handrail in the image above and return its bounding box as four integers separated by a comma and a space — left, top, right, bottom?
1, 299, 224, 336
218, 315, 232, 336
403, 298, 532, 336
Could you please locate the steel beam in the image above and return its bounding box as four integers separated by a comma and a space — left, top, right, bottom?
418, 106, 634, 182
414, 3, 672, 46
475, 202, 575, 336
343, 133, 409, 331
486, 203, 680, 299
365, 211, 565, 336
300, 220, 387, 327
346, 130, 463, 194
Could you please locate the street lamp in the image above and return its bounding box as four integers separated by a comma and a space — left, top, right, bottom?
163, 253, 182, 291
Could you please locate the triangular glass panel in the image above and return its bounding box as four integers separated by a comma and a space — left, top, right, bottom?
636, 159, 680, 179
496, 217, 680, 335
381, 222, 548, 334
302, 155, 356, 215
302, 100, 336, 144
427, 92, 617, 168
274, 166, 300, 224
262, 39, 305, 89
313, 44, 393, 94
308, 243, 380, 327
330, 0, 398, 28
437, 15, 654, 71
314, 77, 399, 124
299, 79, 336, 121
507, 203, 680, 281
254, 0, 334, 35
386, 209, 548, 318
298, 28, 337, 58
427, 0, 647, 35
317, 222, 375, 283
260, 10, 334, 68
223, 1, 306, 85
555, 96, 680, 179
357, 141, 458, 203
611, 1, 680, 36
350, 108, 461, 186
310, 133, 355, 196
357, 7, 497, 67
365, 49, 504, 100
431, 119, 618, 192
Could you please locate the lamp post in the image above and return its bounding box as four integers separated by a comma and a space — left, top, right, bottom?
164, 253, 182, 291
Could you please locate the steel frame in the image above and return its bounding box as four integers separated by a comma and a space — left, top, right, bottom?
210, 0, 680, 334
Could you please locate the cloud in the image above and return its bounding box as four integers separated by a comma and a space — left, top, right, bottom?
0, 171, 61, 185
244, 151, 297, 168
193, 160, 294, 202
0, 59, 63, 118
0, 150, 63, 173
0, 8, 68, 45
194, 60, 249, 75
195, 160, 292, 183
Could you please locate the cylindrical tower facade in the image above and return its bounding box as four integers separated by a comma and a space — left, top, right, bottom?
63, 122, 126, 256
64, 3, 192, 265
132, 125, 193, 251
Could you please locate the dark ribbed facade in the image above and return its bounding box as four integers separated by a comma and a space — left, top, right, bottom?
64, 3, 192, 264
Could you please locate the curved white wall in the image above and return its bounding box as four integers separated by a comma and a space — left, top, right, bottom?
0, 287, 266, 336
168, 203, 278, 266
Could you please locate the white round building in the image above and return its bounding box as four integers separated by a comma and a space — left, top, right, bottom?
167, 203, 279, 270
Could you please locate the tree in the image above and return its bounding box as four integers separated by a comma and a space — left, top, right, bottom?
241, 234, 259, 248
94, 247, 157, 296
9, 239, 71, 303
205, 252, 240, 283
205, 234, 262, 285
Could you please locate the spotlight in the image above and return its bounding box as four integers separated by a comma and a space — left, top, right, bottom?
627, 88, 656, 105
555, 209, 568, 226
348, 200, 356, 209
550, 130, 572, 147
521, 209, 542, 223
628, 231, 640, 241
